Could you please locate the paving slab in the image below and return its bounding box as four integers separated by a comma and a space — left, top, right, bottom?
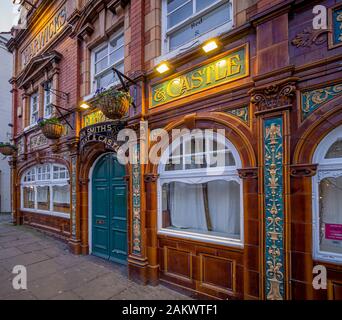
0, 220, 191, 300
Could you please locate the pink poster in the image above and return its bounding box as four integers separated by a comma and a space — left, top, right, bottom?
325, 224, 342, 241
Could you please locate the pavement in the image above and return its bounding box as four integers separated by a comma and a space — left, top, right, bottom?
0, 214, 191, 300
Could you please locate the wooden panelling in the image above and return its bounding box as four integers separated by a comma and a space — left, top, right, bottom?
328, 280, 342, 300
158, 235, 246, 299
199, 254, 236, 294
164, 247, 192, 283
22, 211, 70, 239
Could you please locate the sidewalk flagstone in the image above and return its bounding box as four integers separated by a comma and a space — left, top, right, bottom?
0, 217, 191, 300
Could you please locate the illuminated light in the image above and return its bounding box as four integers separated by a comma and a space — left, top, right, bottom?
80, 103, 90, 110
156, 62, 170, 74
202, 40, 218, 53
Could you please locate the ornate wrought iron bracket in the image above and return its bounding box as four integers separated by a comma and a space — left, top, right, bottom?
43, 83, 70, 103
50, 103, 74, 131
112, 68, 139, 109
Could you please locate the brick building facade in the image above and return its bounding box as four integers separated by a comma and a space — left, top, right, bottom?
7, 0, 342, 300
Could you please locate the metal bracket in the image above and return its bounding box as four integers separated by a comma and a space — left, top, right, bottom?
112, 68, 139, 109
50, 104, 74, 130
42, 83, 70, 102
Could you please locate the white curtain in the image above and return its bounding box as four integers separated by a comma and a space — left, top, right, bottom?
169, 182, 208, 230
37, 186, 49, 202
320, 177, 342, 224
167, 180, 240, 236
53, 185, 70, 204
207, 180, 240, 236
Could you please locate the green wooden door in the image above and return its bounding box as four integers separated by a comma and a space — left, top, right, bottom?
92, 153, 127, 264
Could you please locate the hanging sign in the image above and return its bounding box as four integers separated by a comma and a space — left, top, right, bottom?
79, 121, 125, 151
150, 44, 249, 108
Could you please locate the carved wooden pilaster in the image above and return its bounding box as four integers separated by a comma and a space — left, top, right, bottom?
290, 164, 318, 177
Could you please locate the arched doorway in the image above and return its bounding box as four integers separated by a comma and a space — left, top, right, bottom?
91, 153, 127, 264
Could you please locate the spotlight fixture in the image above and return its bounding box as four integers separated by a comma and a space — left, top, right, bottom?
202, 40, 219, 53
80, 103, 90, 110
156, 62, 170, 74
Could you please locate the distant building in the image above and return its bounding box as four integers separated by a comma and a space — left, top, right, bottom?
0, 32, 12, 214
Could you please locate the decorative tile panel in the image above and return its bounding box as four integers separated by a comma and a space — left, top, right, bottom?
226, 106, 249, 124
29, 133, 48, 151
264, 117, 285, 300
132, 144, 141, 254
330, 5, 342, 48
71, 155, 77, 240
301, 84, 342, 120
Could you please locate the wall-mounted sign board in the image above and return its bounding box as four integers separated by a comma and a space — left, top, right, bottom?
150, 44, 249, 108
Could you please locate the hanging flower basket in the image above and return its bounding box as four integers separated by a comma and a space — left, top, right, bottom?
91, 88, 132, 120
0, 142, 16, 156
38, 118, 64, 140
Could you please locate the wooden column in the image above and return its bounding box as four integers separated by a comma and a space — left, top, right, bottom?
67, 138, 82, 254
144, 173, 159, 286
128, 142, 149, 284
8, 157, 19, 225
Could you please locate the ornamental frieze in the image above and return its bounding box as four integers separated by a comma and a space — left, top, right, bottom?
28, 133, 48, 152
291, 27, 328, 48
250, 80, 297, 114
226, 106, 249, 125
301, 84, 342, 120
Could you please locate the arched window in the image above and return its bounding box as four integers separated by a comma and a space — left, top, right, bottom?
313, 126, 342, 263
21, 164, 70, 219
158, 130, 243, 247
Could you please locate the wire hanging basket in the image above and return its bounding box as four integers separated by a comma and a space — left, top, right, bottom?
90, 88, 132, 120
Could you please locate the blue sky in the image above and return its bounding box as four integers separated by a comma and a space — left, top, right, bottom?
0, 2, 17, 32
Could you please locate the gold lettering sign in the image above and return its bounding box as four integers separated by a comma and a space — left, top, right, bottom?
151, 44, 249, 108
21, 6, 67, 66
82, 110, 110, 128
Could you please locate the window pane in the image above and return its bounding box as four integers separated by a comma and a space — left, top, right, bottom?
325, 139, 342, 159
23, 187, 35, 209
95, 46, 107, 63
115, 61, 125, 74
37, 186, 50, 211
95, 58, 108, 74
167, 0, 188, 13
109, 46, 124, 65
96, 70, 114, 89
319, 177, 342, 255
169, 2, 231, 50
196, 0, 217, 12
162, 180, 240, 238
53, 185, 70, 214
167, 1, 193, 29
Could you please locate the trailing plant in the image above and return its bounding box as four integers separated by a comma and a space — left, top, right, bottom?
37, 117, 61, 127
38, 117, 64, 140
